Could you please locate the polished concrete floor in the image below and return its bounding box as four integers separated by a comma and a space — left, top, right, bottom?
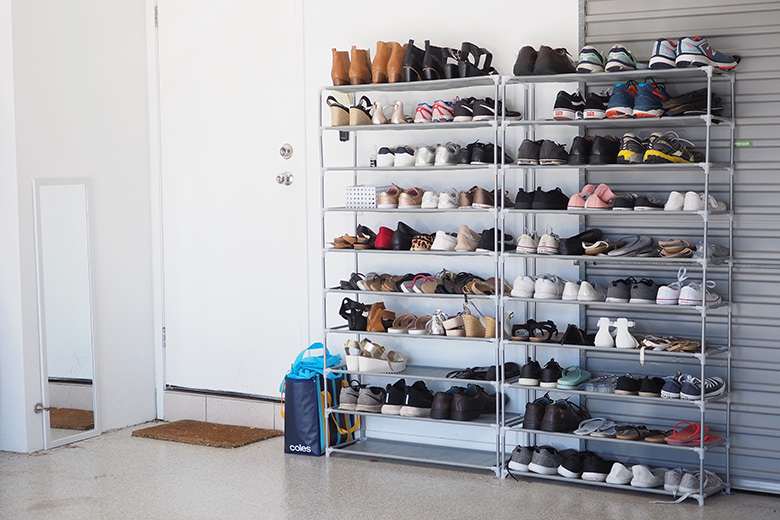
1, 423, 779, 520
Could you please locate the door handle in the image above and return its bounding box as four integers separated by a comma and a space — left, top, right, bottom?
276, 172, 294, 186
34, 403, 50, 413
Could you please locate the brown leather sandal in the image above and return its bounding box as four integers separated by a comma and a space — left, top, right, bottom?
366, 302, 396, 332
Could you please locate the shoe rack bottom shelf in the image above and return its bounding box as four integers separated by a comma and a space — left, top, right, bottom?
328, 438, 498, 473
507, 469, 723, 504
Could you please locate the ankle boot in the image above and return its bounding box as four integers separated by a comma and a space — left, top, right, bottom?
386, 42, 406, 83
422, 40, 445, 81
349, 46, 371, 85
459, 42, 496, 77
371, 41, 393, 83
402, 39, 425, 82
331, 48, 350, 86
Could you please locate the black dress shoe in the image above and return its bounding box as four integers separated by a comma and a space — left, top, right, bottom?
422, 40, 444, 80
559, 228, 603, 256
590, 135, 620, 164
403, 39, 425, 82
476, 228, 514, 252
392, 221, 421, 250
569, 136, 594, 165
456, 141, 477, 165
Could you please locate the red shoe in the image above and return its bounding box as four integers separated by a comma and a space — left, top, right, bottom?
374, 226, 395, 249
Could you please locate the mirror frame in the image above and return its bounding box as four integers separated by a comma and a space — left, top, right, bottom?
33, 178, 100, 448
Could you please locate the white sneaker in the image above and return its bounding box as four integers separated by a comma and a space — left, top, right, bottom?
701, 193, 728, 211
664, 190, 684, 211
413, 102, 432, 123
578, 281, 605, 302
534, 274, 565, 300
434, 142, 460, 166
537, 232, 560, 255
421, 191, 439, 209
511, 275, 536, 298
679, 281, 722, 306
630, 465, 666, 488
376, 146, 395, 167
516, 232, 539, 254
656, 267, 688, 305
414, 145, 436, 166
562, 281, 580, 301
606, 462, 634, 485
430, 230, 457, 251
437, 188, 458, 209
393, 145, 416, 167
682, 190, 704, 211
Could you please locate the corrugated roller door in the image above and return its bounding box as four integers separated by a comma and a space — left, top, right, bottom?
583, 0, 780, 493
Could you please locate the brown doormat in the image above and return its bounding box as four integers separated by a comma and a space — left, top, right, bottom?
131, 420, 283, 448
49, 407, 94, 430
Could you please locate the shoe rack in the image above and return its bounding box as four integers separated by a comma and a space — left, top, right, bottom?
499, 66, 735, 505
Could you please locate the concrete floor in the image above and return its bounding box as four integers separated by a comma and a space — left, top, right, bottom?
1, 423, 779, 520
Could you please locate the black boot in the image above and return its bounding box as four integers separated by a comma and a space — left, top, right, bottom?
402, 39, 425, 82
422, 40, 444, 80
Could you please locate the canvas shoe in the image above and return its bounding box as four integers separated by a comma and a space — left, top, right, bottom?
528, 446, 563, 475
414, 145, 436, 166
605, 277, 635, 303
578, 281, 604, 302
605, 44, 637, 72
577, 46, 606, 73
677, 470, 724, 495
661, 372, 684, 399
393, 145, 416, 167
539, 360, 564, 388
539, 140, 569, 165
606, 462, 634, 485
413, 102, 433, 123
355, 385, 387, 413
381, 378, 406, 415
561, 281, 580, 301
454, 225, 480, 251
516, 232, 539, 254
517, 358, 542, 385
398, 187, 425, 208
649, 38, 678, 69
420, 191, 439, 209
629, 278, 660, 303
431, 99, 454, 122
631, 465, 666, 488
377, 184, 404, 208
644, 131, 696, 163
434, 142, 460, 166
680, 374, 727, 400
534, 274, 565, 300
664, 468, 685, 493
605, 80, 638, 118
510, 275, 535, 298
617, 133, 646, 164
679, 281, 721, 306
634, 195, 665, 211
430, 230, 457, 251
399, 380, 434, 417
437, 188, 459, 209
552, 90, 585, 120
516, 139, 543, 165
657, 267, 689, 305
633, 80, 670, 118
612, 193, 636, 211
676, 36, 739, 70
665, 190, 685, 211
508, 445, 534, 472
376, 146, 395, 167
452, 97, 475, 122
684, 192, 727, 211
537, 232, 560, 255
583, 89, 611, 119
338, 380, 363, 411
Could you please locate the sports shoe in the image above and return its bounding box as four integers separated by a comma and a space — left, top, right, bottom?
577, 46, 606, 73
437, 188, 459, 209
472, 98, 517, 121
679, 281, 722, 306
393, 145, 416, 167
420, 191, 439, 209
552, 90, 585, 120
534, 46, 576, 75
355, 385, 387, 412
534, 274, 565, 299
514, 188, 534, 209
612, 193, 636, 211
516, 139, 543, 165
676, 36, 739, 70
583, 89, 611, 119
434, 142, 460, 166
634, 195, 664, 210
532, 188, 569, 210
539, 140, 569, 165
507, 445, 534, 472
413, 102, 433, 123
561, 281, 580, 301
399, 380, 434, 417
528, 446, 563, 475
644, 131, 696, 163
431, 99, 454, 122
581, 453, 613, 482
398, 187, 425, 207
617, 133, 646, 164
680, 375, 726, 400
606, 80, 638, 118
606, 462, 634, 485
539, 359, 563, 388
537, 232, 560, 254
657, 267, 689, 305
517, 358, 542, 386
683, 191, 727, 212
578, 281, 604, 302
678, 470, 724, 497
661, 372, 683, 399
558, 451, 588, 479
339, 380, 363, 411
664, 468, 685, 492
381, 378, 406, 415
649, 38, 678, 69
605, 44, 637, 72
629, 278, 660, 303
606, 277, 635, 302
665, 190, 685, 211
452, 97, 476, 122
516, 232, 539, 254
631, 465, 665, 488
510, 275, 536, 298
414, 145, 436, 166
633, 80, 670, 118
377, 184, 404, 208
472, 143, 511, 165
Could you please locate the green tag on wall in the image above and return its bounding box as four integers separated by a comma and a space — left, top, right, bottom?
734, 140, 753, 147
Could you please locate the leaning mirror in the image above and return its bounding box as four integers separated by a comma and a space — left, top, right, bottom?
34, 179, 99, 448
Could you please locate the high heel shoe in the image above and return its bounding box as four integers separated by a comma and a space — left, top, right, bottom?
391, 100, 410, 124
443, 47, 460, 79
371, 40, 394, 83
349, 96, 372, 126
331, 48, 350, 86
326, 96, 349, 126
348, 46, 371, 85
422, 40, 445, 80
372, 101, 391, 125
386, 42, 406, 83
459, 42, 497, 77
402, 39, 425, 82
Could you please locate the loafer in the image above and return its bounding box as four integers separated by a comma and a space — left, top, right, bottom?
559, 229, 603, 256
391, 222, 421, 250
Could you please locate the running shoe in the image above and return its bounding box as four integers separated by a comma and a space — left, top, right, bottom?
605, 80, 638, 119
605, 44, 637, 72
633, 79, 670, 118
676, 36, 740, 70
583, 89, 611, 119
649, 38, 678, 69
576, 46, 606, 73
617, 133, 646, 164
643, 131, 696, 163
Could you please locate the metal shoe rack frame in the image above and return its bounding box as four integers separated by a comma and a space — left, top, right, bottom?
317, 67, 734, 505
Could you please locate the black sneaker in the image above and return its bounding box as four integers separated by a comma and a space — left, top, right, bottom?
456, 141, 477, 165
630, 277, 660, 303
514, 188, 535, 209
638, 376, 666, 397
612, 193, 636, 211
558, 450, 592, 479
471, 98, 497, 121
634, 195, 664, 211
539, 359, 563, 388
539, 140, 569, 165
469, 142, 489, 164
614, 375, 641, 395
532, 187, 569, 210
583, 89, 611, 119
399, 380, 434, 417
605, 277, 636, 302
475, 228, 513, 252
569, 136, 594, 165
552, 90, 585, 120
581, 453, 613, 482
617, 133, 647, 164
452, 97, 476, 122
644, 131, 697, 164
534, 46, 576, 75
589, 135, 620, 164
381, 378, 407, 415
517, 357, 542, 386
516, 139, 543, 165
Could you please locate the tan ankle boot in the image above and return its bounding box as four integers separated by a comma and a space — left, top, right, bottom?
386, 42, 405, 83
331, 48, 350, 86
371, 41, 393, 83
349, 46, 371, 85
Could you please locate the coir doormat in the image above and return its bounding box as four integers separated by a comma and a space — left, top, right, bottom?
132, 420, 283, 448
49, 407, 94, 430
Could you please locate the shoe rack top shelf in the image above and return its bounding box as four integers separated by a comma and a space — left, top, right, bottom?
325, 328, 498, 345
503, 65, 734, 86
325, 248, 497, 258
506, 339, 728, 360
326, 289, 496, 301
323, 121, 495, 132
324, 165, 494, 173
504, 252, 729, 268
505, 209, 730, 219
325, 207, 496, 214
504, 296, 729, 312
329, 364, 499, 385
504, 162, 732, 172
505, 115, 733, 129
323, 76, 500, 94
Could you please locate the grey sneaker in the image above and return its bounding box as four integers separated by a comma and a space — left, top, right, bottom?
528, 445, 562, 475
338, 380, 363, 411
629, 278, 660, 303
606, 277, 635, 303
678, 470, 723, 496
665, 467, 684, 493
507, 445, 534, 472
355, 386, 387, 413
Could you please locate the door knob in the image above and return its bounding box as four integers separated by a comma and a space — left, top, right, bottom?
279, 143, 293, 159
275, 172, 294, 186
34, 403, 50, 413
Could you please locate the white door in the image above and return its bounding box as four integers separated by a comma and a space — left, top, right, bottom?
156, 0, 306, 397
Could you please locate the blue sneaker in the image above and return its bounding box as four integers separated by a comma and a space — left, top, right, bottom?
649, 38, 678, 69
661, 372, 683, 399
576, 46, 606, 73
633, 80, 671, 118
606, 80, 638, 119
680, 375, 726, 400
676, 36, 739, 70
605, 44, 637, 72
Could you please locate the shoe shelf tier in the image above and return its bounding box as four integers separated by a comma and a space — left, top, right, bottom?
504, 208, 731, 218
323, 121, 497, 132
325, 288, 497, 301
324, 249, 498, 258
325, 76, 500, 94
503, 296, 730, 312
505, 339, 729, 360
504, 252, 730, 268
324, 165, 495, 172
503, 65, 734, 86
330, 364, 500, 385
504, 115, 733, 129
325, 328, 498, 345
324, 207, 497, 214
329, 407, 514, 429
503, 163, 732, 172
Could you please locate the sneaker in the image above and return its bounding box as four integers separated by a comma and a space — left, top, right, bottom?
516, 139, 543, 165
606, 80, 638, 118
569, 136, 594, 165
339, 380, 363, 411
475, 227, 513, 252
661, 372, 683, 399
676, 36, 739, 70
414, 145, 436, 166
605, 44, 637, 72
377, 184, 404, 209
437, 188, 459, 209
634, 195, 664, 211
532, 188, 569, 210
452, 97, 476, 122
473, 143, 511, 165
614, 375, 640, 395
514, 188, 535, 209
583, 183, 616, 210
578, 281, 604, 302
612, 193, 636, 211
617, 133, 646, 164
657, 267, 689, 305
516, 232, 539, 254
606, 462, 634, 485
534, 46, 576, 75
583, 89, 611, 119
539, 359, 564, 388
517, 357, 542, 385
665, 190, 685, 211
381, 378, 406, 415
562, 281, 580, 301
430, 230, 457, 251
376, 146, 395, 167
471, 187, 494, 208
393, 145, 416, 167
664, 468, 685, 493
528, 446, 563, 475
355, 385, 387, 413
537, 232, 560, 254
630, 278, 660, 303
677, 470, 724, 495
606, 277, 635, 302
431, 99, 454, 122
558, 451, 588, 479
553, 90, 585, 120
508, 445, 534, 472
638, 376, 666, 397
456, 142, 476, 165
633, 79, 670, 118
511, 275, 536, 298
534, 274, 565, 299
434, 142, 460, 166
413, 102, 433, 123
649, 38, 678, 70
631, 465, 665, 488
539, 140, 569, 165
458, 186, 476, 208
398, 187, 425, 207
679, 281, 722, 306
576, 46, 606, 73
567, 184, 596, 210
643, 131, 696, 163
581, 453, 613, 482
399, 380, 434, 417
472, 98, 501, 121
513, 46, 538, 76
420, 191, 439, 209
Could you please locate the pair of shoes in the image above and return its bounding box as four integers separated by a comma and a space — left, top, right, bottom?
451, 97, 521, 122
606, 462, 667, 487
404, 40, 497, 81
569, 135, 620, 164
514, 187, 569, 210
561, 281, 605, 302
411, 100, 454, 123
523, 393, 589, 432
665, 469, 724, 497
606, 78, 670, 119
665, 190, 728, 211
552, 89, 613, 120
516, 139, 568, 165
458, 186, 511, 209
605, 277, 659, 304
377, 185, 425, 208
342, 339, 407, 373
381, 143, 458, 167
614, 375, 665, 396
339, 380, 388, 412
662, 373, 727, 400
456, 141, 512, 165
431, 383, 499, 421
513, 45, 575, 75
514, 230, 560, 254
420, 189, 458, 210
376, 145, 415, 166
378, 379, 435, 416
516, 361, 562, 388
650, 36, 739, 71
576, 44, 637, 73
612, 193, 665, 210
567, 184, 616, 210
371, 100, 418, 125
663, 87, 723, 117
474, 228, 514, 252
331, 45, 377, 85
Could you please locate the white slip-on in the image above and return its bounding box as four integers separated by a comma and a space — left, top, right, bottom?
437, 188, 459, 209
561, 281, 580, 301
664, 190, 684, 211
511, 275, 536, 298
683, 190, 704, 211
420, 191, 439, 209
605, 462, 634, 485
434, 142, 460, 166
578, 281, 605, 301
631, 465, 666, 488
414, 144, 436, 166
430, 230, 457, 251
